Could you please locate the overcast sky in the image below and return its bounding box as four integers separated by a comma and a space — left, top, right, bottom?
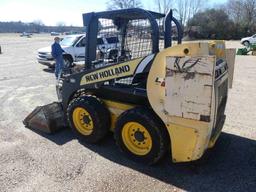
0, 0, 227, 26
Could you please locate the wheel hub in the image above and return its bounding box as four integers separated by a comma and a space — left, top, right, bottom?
134, 130, 145, 142
72, 107, 93, 135
121, 122, 152, 156
83, 115, 91, 125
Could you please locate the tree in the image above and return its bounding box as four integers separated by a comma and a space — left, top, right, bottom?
154, 0, 174, 14
188, 9, 235, 39
243, 0, 256, 29
56, 21, 66, 27
106, 0, 142, 10
33, 20, 44, 26
226, 0, 244, 24
56, 21, 66, 32
31, 20, 44, 33
226, 0, 256, 37
175, 0, 204, 27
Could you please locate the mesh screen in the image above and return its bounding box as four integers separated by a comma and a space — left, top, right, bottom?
96, 18, 155, 62
125, 19, 152, 59
95, 17, 165, 86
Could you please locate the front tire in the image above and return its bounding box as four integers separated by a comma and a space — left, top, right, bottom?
114, 107, 169, 165
67, 95, 110, 143
243, 41, 250, 47
63, 55, 73, 68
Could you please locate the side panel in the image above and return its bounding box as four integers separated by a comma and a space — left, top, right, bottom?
147, 43, 216, 162
166, 118, 211, 162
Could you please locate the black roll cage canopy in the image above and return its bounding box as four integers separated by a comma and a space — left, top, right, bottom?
82, 8, 183, 69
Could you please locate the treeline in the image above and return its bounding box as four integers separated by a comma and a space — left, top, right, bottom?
1, 0, 255, 39
107, 0, 256, 39
187, 0, 256, 39
0, 21, 83, 33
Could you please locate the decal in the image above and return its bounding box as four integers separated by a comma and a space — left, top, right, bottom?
135, 54, 155, 74
84, 65, 130, 83
80, 57, 144, 85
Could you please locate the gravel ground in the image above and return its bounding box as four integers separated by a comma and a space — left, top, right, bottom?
0, 34, 255, 192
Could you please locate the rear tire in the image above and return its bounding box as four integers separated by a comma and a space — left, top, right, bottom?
67, 95, 110, 143
114, 107, 169, 165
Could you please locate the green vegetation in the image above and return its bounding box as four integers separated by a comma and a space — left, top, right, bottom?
187, 0, 256, 39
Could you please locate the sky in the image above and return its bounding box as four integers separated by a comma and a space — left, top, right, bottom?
0, 0, 227, 26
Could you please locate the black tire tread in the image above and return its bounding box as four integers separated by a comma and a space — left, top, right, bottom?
114, 107, 169, 165
67, 95, 110, 143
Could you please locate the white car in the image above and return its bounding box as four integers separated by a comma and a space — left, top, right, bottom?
37, 34, 120, 68
241, 34, 256, 46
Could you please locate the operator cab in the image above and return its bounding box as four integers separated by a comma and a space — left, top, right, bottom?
57, 9, 182, 106
82, 8, 182, 90
85, 9, 182, 67
61, 8, 183, 105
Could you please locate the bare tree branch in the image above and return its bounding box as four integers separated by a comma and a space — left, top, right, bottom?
106, 0, 142, 10
176, 0, 204, 27
227, 0, 256, 33
154, 0, 174, 14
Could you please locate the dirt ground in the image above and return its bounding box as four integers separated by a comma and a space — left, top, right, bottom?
0, 34, 255, 192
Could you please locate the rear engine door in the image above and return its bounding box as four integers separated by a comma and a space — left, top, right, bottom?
164, 56, 215, 122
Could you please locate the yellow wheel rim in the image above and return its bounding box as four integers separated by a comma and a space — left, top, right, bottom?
72, 107, 93, 135
121, 122, 152, 156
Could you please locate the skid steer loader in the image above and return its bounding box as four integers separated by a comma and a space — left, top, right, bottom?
24, 8, 235, 164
